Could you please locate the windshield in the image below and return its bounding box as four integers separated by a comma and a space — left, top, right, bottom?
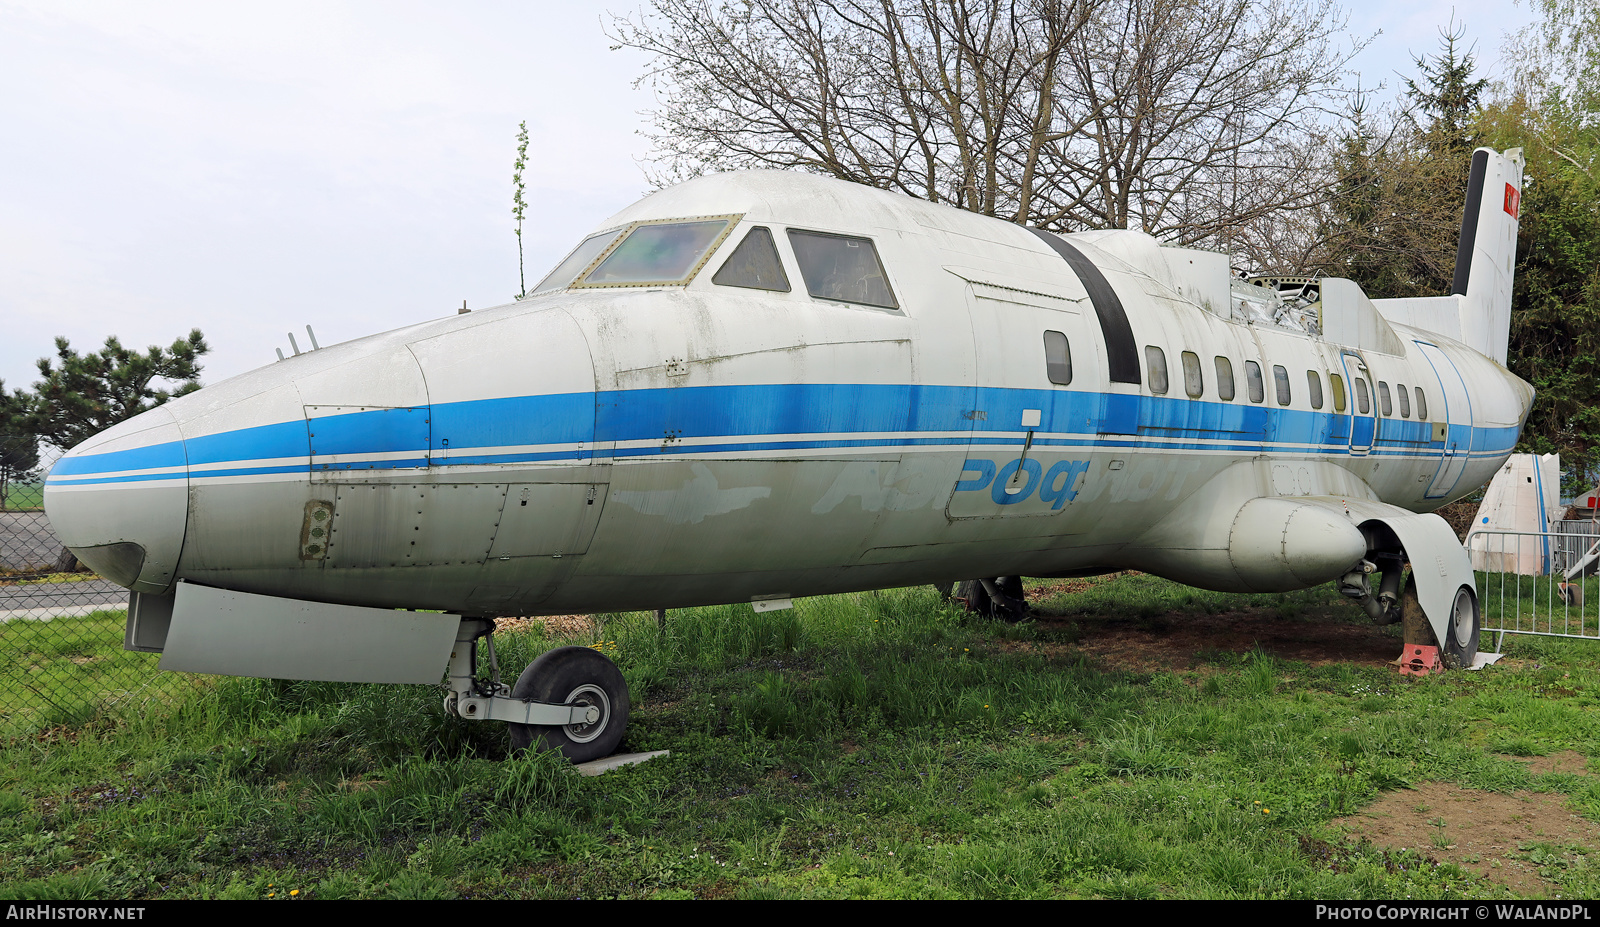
531, 230, 624, 295
576, 217, 737, 287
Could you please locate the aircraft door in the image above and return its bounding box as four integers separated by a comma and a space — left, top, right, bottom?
1416, 341, 1474, 498
1339, 353, 1376, 456
948, 282, 1099, 520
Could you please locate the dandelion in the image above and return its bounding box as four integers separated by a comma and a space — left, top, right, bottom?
290, 890, 299, 897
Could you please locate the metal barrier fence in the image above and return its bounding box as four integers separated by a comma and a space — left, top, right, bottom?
0, 440, 202, 736
1464, 526, 1600, 649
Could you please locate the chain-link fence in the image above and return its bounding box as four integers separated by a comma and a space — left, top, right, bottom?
1, 440, 201, 736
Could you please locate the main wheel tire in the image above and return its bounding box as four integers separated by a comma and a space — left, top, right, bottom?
955, 579, 992, 615
1440, 585, 1481, 670
508, 646, 629, 763
954, 577, 1027, 621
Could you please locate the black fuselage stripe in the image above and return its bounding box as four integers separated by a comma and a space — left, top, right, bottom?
1028, 228, 1142, 384
1451, 149, 1490, 297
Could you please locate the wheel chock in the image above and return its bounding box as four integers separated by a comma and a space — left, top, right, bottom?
1398, 644, 1441, 677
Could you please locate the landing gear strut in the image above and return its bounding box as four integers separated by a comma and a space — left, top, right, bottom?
443, 619, 631, 763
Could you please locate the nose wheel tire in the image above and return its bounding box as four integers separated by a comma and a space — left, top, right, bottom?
508, 646, 630, 763
1440, 585, 1480, 670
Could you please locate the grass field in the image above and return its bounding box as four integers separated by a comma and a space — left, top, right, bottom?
0, 610, 203, 738
2, 575, 1598, 900
1, 482, 43, 512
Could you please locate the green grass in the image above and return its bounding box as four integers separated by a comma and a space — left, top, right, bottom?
1476, 572, 1600, 638
2, 481, 43, 512
0, 610, 202, 737
1, 575, 1597, 899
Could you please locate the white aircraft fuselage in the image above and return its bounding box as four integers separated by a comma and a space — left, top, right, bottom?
43, 151, 1532, 700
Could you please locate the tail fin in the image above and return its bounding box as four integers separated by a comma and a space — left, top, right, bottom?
1370, 147, 1524, 365
1451, 147, 1525, 365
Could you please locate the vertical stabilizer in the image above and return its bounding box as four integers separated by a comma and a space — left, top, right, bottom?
1451, 147, 1524, 365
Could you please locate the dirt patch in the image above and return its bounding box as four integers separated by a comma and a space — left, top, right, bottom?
496, 614, 597, 637
1332, 776, 1598, 896
1025, 605, 1402, 672
1508, 751, 1591, 777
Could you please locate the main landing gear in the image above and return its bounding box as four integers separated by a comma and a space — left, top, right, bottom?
1341, 554, 1480, 675
942, 576, 1029, 621
443, 619, 631, 763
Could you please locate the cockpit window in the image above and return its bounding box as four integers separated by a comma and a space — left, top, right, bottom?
787, 229, 899, 309
713, 227, 791, 292
531, 230, 623, 295
575, 216, 738, 288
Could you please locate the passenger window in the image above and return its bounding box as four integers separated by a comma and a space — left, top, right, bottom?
1245, 361, 1265, 403
1044, 331, 1072, 385
1146, 346, 1169, 394
1330, 373, 1346, 412
1415, 387, 1428, 420
1378, 381, 1393, 416
787, 229, 899, 309
1215, 356, 1235, 401
1273, 365, 1291, 406
1397, 383, 1411, 418
1181, 351, 1203, 398
1307, 371, 1323, 410
532, 229, 624, 294
1355, 378, 1371, 414
579, 217, 737, 287
713, 227, 791, 292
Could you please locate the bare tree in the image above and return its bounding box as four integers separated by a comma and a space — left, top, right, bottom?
611, 0, 1364, 256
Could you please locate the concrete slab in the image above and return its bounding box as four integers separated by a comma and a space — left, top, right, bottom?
575, 750, 670, 776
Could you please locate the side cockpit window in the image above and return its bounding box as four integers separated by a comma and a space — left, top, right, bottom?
713, 227, 791, 292
787, 229, 899, 309
577, 217, 737, 287
531, 230, 623, 295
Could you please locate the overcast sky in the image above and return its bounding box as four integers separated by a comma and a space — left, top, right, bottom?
0, 0, 1538, 393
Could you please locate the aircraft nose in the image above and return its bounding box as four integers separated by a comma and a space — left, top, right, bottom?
42, 406, 190, 594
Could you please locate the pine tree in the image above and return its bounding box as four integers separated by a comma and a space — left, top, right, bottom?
17, 330, 209, 451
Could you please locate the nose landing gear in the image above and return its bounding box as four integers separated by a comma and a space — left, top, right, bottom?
444, 620, 631, 763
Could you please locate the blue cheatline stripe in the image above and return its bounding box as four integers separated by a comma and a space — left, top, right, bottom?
47, 440, 188, 476
309, 406, 428, 457
45, 382, 1524, 484
434, 393, 595, 448
186, 419, 310, 465
595, 383, 975, 441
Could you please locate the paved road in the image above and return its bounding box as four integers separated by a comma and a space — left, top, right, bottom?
0, 510, 72, 573
0, 577, 126, 621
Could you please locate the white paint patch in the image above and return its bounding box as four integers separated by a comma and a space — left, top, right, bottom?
811, 459, 941, 515
612, 462, 771, 525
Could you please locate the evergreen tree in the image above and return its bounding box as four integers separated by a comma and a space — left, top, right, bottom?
1316, 29, 1486, 298
0, 381, 38, 510
17, 330, 209, 451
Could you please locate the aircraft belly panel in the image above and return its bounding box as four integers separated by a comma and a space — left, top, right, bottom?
489, 482, 606, 558
326, 483, 506, 569
181, 480, 315, 573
